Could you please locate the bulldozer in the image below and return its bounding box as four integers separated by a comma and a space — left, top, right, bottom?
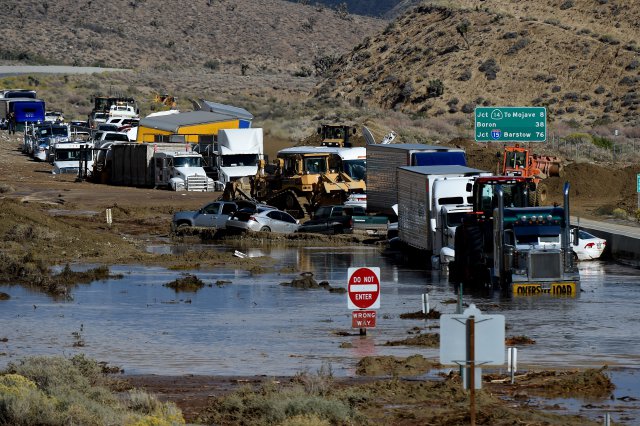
225, 147, 366, 219
153, 93, 178, 108
499, 144, 563, 205
317, 124, 357, 147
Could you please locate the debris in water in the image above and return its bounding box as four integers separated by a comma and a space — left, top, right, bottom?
164, 273, 205, 292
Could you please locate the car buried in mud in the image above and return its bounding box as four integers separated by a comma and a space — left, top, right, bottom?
226, 205, 300, 234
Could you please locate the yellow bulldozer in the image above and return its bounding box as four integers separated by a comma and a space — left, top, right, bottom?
223, 146, 366, 219
153, 93, 178, 108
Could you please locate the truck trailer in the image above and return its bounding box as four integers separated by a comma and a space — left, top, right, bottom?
102, 143, 214, 191
396, 165, 491, 268
366, 144, 466, 215
0, 97, 46, 125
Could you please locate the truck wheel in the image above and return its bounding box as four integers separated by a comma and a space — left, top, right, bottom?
260, 226, 271, 232
528, 189, 538, 207
537, 183, 548, 204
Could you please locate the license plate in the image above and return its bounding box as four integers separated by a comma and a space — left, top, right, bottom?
513, 282, 577, 297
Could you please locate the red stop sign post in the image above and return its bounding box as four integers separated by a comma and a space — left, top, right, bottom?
347, 267, 380, 310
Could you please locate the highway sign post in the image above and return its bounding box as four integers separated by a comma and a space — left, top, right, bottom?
637, 174, 640, 209
440, 304, 505, 426
475, 107, 546, 142
348, 267, 380, 335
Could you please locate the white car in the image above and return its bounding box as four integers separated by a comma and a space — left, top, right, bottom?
226, 206, 300, 234
572, 229, 606, 261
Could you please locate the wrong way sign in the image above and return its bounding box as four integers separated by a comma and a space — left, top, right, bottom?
347, 267, 380, 309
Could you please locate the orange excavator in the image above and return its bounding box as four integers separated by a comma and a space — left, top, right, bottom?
500, 144, 563, 205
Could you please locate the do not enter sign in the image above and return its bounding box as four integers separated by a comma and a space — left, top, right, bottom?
347, 267, 380, 309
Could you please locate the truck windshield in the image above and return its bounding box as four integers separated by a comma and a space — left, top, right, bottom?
39, 127, 68, 137
55, 149, 87, 161
173, 157, 202, 168
304, 157, 327, 174
104, 133, 129, 142
343, 159, 366, 181
221, 154, 259, 167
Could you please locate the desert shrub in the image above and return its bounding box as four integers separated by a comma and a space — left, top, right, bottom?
0, 183, 14, 193
1, 356, 184, 426
458, 69, 471, 81
594, 86, 606, 94
461, 103, 475, 113
478, 59, 499, 80
591, 135, 613, 149
559, 0, 574, 9
599, 34, 620, 45
544, 18, 560, 26
625, 60, 639, 71
293, 67, 313, 77
5, 224, 57, 242
565, 133, 592, 144
426, 79, 444, 98
203, 59, 220, 70
506, 37, 531, 55
312, 55, 338, 77
612, 208, 627, 219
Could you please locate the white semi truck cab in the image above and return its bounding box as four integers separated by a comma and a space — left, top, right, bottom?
154, 150, 215, 192
214, 128, 264, 190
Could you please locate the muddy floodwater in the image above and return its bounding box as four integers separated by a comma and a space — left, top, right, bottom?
2, 246, 640, 395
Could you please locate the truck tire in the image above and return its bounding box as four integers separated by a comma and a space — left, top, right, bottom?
537, 183, 548, 204
454, 223, 485, 287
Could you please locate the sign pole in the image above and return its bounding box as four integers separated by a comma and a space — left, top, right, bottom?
468, 316, 476, 426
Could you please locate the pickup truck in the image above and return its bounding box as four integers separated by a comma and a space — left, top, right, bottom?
297, 205, 389, 235
171, 200, 248, 231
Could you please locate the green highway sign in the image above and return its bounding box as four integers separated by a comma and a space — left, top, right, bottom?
475, 107, 547, 142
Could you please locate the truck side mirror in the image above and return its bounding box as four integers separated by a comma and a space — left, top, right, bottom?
466, 182, 472, 192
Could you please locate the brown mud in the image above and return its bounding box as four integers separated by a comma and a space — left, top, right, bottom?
123, 364, 612, 425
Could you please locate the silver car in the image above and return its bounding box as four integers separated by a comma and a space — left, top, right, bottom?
226, 206, 300, 234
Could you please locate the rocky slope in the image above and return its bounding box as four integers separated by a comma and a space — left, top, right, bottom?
316, 0, 640, 126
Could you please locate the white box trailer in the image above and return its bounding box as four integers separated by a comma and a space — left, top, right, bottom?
366, 144, 466, 215
397, 165, 491, 264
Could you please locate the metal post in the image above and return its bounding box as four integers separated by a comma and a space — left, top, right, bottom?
468, 315, 476, 426
604, 412, 611, 426
422, 293, 430, 315
457, 283, 463, 314
359, 328, 366, 336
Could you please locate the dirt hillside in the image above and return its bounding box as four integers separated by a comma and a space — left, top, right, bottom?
316, 0, 640, 127
0, 0, 383, 72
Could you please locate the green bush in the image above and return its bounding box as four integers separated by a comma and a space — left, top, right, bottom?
612, 208, 627, 219
591, 135, 613, 150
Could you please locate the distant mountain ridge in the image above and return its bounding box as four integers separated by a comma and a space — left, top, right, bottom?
284, 0, 402, 17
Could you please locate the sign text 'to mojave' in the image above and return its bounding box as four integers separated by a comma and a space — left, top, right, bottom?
347, 267, 380, 310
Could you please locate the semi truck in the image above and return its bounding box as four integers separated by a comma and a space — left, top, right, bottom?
97, 143, 214, 191
366, 144, 467, 215
450, 177, 579, 295
0, 97, 46, 126
197, 128, 264, 191
396, 165, 492, 268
